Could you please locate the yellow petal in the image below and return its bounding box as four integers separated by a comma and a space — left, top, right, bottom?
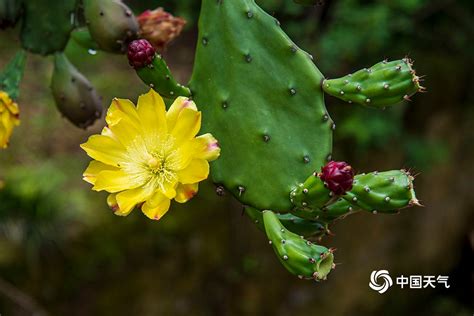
175, 183, 199, 203
171, 140, 196, 171
106, 194, 122, 214
194, 133, 221, 162
0, 123, 8, 148
141, 191, 171, 220
137, 89, 167, 136
160, 180, 177, 199
171, 108, 201, 145
116, 184, 155, 215
80, 135, 127, 167
5, 100, 19, 115
93, 169, 145, 193
106, 98, 140, 127
166, 97, 197, 131
83, 161, 118, 185
106, 99, 142, 147
176, 159, 209, 184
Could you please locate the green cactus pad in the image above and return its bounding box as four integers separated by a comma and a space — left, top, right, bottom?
245, 206, 329, 238
135, 55, 191, 99
291, 197, 359, 222
0, 0, 22, 29
51, 54, 102, 129
189, 0, 333, 211
20, 0, 77, 55
339, 170, 419, 213
83, 0, 138, 53
263, 210, 335, 280
323, 59, 424, 108
290, 171, 331, 209
0, 50, 26, 100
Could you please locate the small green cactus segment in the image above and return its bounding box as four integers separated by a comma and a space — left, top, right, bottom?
0, 50, 26, 100
189, 0, 333, 211
291, 198, 359, 222
323, 59, 424, 108
341, 170, 418, 214
83, 0, 138, 53
290, 171, 331, 209
0, 0, 22, 29
135, 55, 191, 99
51, 53, 102, 129
20, 0, 77, 55
70, 28, 99, 51
322, 198, 360, 220
244, 206, 329, 238
263, 210, 335, 280
291, 170, 417, 217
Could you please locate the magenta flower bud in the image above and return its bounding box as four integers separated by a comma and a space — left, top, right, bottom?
127, 39, 156, 68
319, 161, 354, 195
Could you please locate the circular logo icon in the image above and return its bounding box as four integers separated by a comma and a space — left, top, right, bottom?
369, 270, 393, 294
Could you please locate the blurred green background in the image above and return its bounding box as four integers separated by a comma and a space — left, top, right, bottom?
0, 0, 473, 315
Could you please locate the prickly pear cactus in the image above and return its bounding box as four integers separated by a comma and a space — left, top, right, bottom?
51, 54, 102, 128
123, 0, 425, 280
83, 0, 139, 53
189, 0, 333, 211
0, 0, 22, 29
0, 51, 26, 100
21, 0, 77, 55
263, 210, 335, 280
0, 0, 425, 281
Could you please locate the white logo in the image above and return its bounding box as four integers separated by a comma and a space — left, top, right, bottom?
369, 270, 393, 294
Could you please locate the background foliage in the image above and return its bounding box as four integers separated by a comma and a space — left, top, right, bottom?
0, 0, 473, 315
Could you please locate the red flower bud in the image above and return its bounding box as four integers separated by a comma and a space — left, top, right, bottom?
137, 8, 186, 52
319, 161, 354, 195
127, 39, 156, 68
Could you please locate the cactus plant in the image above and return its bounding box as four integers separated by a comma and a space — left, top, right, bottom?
165, 0, 421, 279
83, 0, 139, 53
0, 0, 22, 29
51, 54, 102, 128
0, 0, 425, 280
21, 0, 77, 55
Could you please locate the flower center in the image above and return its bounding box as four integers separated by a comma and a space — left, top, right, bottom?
145, 142, 179, 191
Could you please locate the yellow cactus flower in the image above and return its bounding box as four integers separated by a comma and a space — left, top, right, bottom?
81, 89, 220, 220
0, 91, 20, 149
